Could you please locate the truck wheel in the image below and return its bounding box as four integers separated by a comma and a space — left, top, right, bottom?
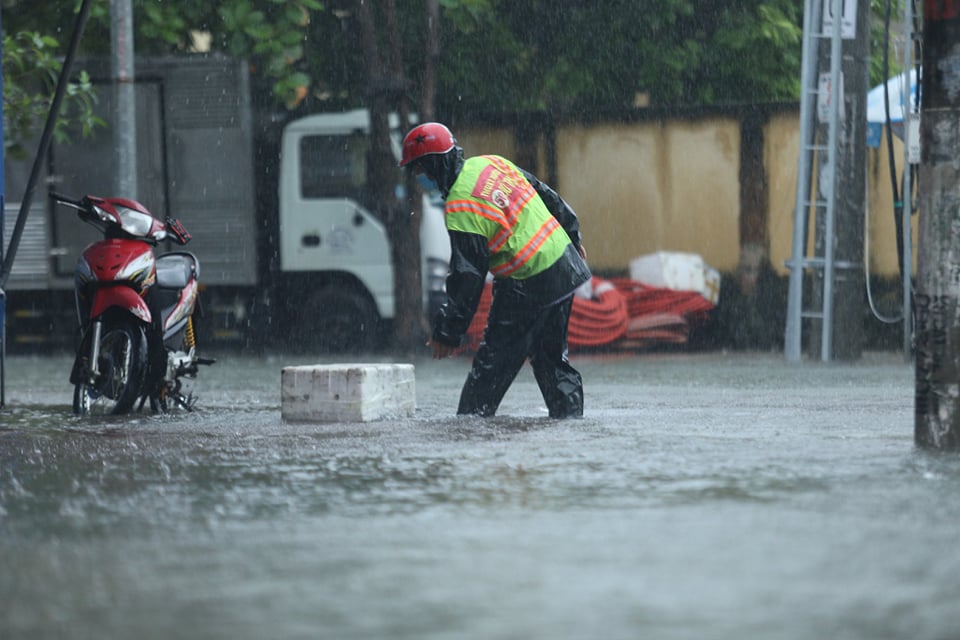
301, 286, 380, 353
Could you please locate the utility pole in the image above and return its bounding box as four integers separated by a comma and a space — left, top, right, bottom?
808, 0, 870, 360
785, 0, 870, 362
112, 0, 137, 199
830, 0, 869, 359
1, 7, 6, 409
915, 3, 960, 449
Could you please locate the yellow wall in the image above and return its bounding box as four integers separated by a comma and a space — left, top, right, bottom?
766, 112, 801, 276
456, 128, 517, 161
766, 111, 918, 277
865, 139, 919, 277
457, 111, 914, 278
552, 121, 741, 272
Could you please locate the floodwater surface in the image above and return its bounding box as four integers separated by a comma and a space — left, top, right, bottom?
1, 350, 957, 639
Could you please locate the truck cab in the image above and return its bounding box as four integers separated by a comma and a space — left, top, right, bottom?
277, 109, 450, 352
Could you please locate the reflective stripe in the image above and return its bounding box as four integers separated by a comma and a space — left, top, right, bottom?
490, 217, 561, 277
489, 227, 511, 253
446, 155, 570, 280
445, 199, 509, 229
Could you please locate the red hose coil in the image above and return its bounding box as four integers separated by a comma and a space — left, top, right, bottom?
461, 275, 715, 353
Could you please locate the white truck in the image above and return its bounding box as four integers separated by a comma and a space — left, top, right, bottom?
277, 110, 450, 352
2, 56, 449, 353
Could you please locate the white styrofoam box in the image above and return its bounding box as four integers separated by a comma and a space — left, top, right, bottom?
628, 251, 721, 305
281, 363, 415, 423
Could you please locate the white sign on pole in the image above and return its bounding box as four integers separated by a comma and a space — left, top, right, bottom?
907, 114, 921, 164
817, 72, 845, 123
822, 0, 857, 39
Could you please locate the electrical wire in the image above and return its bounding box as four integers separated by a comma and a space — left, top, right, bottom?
882, 0, 904, 279
864, 0, 915, 324
864, 186, 902, 323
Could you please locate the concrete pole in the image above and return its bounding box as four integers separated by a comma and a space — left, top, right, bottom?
901, 0, 916, 359
111, 0, 137, 199
809, 0, 870, 360
915, 5, 960, 449
830, 0, 869, 360
1, 7, 5, 409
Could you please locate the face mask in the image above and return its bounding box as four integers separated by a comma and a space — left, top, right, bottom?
416, 173, 439, 193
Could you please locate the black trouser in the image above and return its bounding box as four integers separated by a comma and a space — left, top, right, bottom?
457, 287, 583, 418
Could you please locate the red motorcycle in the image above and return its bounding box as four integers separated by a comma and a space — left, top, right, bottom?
53, 193, 214, 415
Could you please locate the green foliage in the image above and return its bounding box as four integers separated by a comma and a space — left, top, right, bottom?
434, 0, 803, 114
870, 0, 911, 87
687, 1, 803, 104
128, 0, 324, 107
137, 2, 188, 47
2, 30, 105, 159
3, 0, 324, 109
438, 0, 493, 33
4, 0, 903, 122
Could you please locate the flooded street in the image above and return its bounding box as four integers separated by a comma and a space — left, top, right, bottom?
1, 350, 958, 639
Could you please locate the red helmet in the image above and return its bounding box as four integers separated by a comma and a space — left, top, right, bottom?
400, 122, 456, 167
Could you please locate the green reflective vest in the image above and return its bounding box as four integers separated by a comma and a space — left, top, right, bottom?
445, 155, 570, 280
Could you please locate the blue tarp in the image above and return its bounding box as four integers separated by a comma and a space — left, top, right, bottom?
866, 69, 919, 148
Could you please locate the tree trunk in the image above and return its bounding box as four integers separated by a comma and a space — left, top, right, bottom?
420, 0, 440, 122
356, 0, 422, 355
385, 0, 423, 355
738, 108, 768, 297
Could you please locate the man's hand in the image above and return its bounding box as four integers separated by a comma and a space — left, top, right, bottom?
577, 243, 587, 260
427, 338, 459, 359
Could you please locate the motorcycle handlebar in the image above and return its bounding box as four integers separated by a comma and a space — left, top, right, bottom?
166, 217, 192, 245
49, 191, 87, 210
50, 192, 192, 245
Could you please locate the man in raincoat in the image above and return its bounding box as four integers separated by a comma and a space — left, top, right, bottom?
400, 122, 591, 418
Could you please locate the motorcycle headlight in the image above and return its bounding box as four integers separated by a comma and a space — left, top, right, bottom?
118, 208, 159, 238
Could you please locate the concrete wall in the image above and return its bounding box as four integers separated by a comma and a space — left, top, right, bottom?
554, 120, 742, 273
456, 108, 915, 280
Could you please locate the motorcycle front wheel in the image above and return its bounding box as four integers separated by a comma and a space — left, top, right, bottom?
73, 319, 148, 416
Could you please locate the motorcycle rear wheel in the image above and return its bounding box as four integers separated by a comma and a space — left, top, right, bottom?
73, 320, 148, 416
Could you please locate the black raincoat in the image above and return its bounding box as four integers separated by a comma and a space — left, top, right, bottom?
431, 168, 591, 418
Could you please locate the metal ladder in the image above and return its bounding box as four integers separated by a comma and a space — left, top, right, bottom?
784, 0, 847, 362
